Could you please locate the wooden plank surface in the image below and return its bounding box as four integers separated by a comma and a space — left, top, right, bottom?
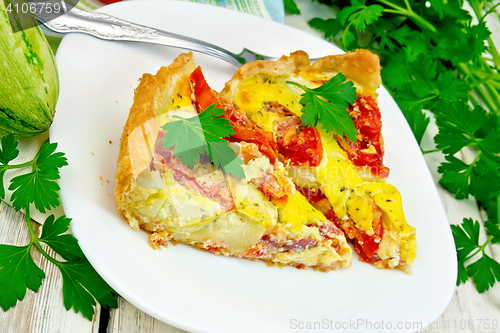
106, 297, 187, 333
0, 202, 100, 333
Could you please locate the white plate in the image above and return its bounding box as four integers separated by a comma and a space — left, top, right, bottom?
51, 1, 457, 332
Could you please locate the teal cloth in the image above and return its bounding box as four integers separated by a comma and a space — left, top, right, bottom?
75, 0, 284, 22
193, 0, 285, 23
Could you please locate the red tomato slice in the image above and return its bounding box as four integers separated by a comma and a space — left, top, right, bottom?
152, 131, 237, 212
355, 217, 383, 259
277, 124, 323, 166
189, 66, 222, 111
338, 95, 390, 178
263, 102, 323, 167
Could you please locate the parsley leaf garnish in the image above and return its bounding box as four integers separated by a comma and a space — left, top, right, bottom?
452, 218, 481, 261
434, 101, 500, 201
162, 104, 246, 178
0, 134, 117, 319
58, 258, 117, 320
434, 21, 490, 66
437, 155, 473, 200
485, 219, 500, 244
283, 0, 300, 15
287, 73, 358, 142
0, 134, 19, 165
308, 18, 343, 39
337, 0, 384, 32
452, 217, 500, 293
9, 141, 68, 213
467, 255, 500, 293
37, 213, 118, 320
0, 134, 19, 200
39, 215, 85, 261
0, 243, 45, 311
434, 103, 489, 155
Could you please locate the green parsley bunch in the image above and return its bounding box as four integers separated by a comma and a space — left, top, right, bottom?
0, 134, 117, 319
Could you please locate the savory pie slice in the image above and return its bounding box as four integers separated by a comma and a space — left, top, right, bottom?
220, 50, 416, 272
115, 52, 352, 271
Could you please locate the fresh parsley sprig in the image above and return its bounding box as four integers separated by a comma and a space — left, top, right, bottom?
162, 104, 246, 178
292, 0, 500, 292
0, 134, 117, 319
434, 102, 500, 207
452, 199, 500, 292
283, 0, 301, 15
427, 100, 500, 293
287, 73, 358, 141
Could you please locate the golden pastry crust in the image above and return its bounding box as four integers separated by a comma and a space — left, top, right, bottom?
225, 51, 310, 84
309, 49, 381, 92
222, 49, 381, 97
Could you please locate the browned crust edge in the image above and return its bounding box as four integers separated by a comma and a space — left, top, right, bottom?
221, 49, 381, 96
148, 231, 352, 271
310, 49, 382, 91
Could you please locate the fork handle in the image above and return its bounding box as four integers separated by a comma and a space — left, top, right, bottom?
37, 8, 243, 67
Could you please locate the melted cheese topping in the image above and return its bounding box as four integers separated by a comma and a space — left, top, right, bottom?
364, 182, 417, 265
314, 138, 374, 235
278, 191, 327, 232
297, 68, 364, 92
244, 156, 272, 182
234, 77, 302, 132
160, 76, 195, 113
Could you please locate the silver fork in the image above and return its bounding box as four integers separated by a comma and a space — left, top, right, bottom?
36, 7, 287, 67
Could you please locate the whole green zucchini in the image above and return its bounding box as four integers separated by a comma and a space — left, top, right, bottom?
0, 0, 59, 137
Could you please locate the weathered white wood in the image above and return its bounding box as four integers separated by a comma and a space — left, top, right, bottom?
0, 202, 100, 333
106, 297, 187, 333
